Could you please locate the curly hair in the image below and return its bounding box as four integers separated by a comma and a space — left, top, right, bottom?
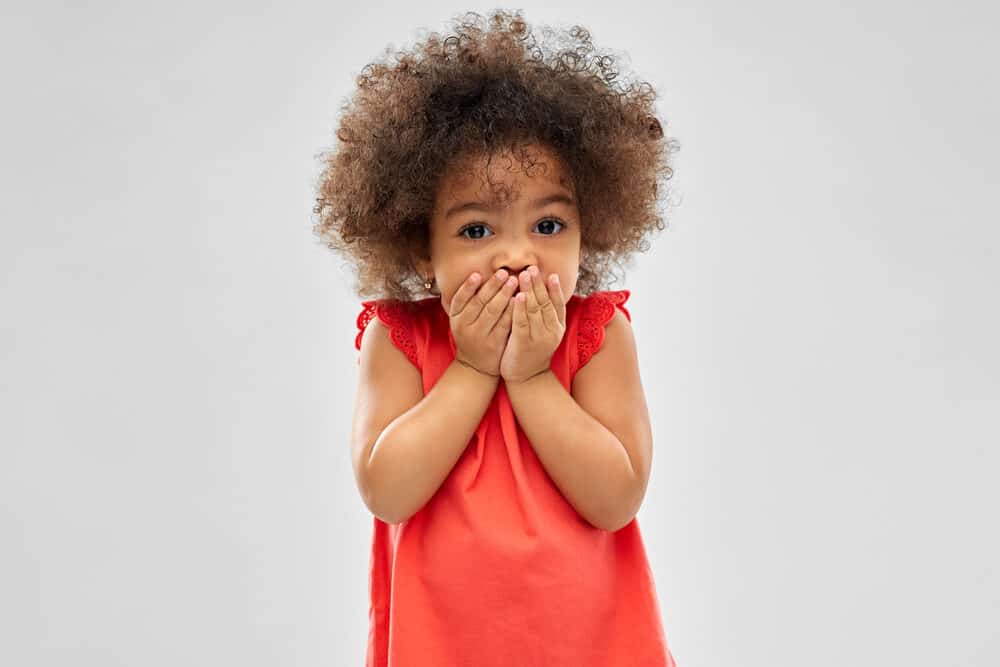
312, 8, 680, 302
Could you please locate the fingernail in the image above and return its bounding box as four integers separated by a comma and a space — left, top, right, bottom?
552, 275, 559, 285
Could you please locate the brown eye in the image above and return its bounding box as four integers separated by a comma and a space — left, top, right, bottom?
458, 223, 492, 240
536, 218, 566, 235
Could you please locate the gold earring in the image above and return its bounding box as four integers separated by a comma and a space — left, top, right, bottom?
424, 276, 433, 290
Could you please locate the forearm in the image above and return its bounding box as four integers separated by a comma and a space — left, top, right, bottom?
505, 370, 636, 531
366, 360, 499, 524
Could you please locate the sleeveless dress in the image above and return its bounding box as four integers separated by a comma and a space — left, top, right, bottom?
354, 289, 677, 666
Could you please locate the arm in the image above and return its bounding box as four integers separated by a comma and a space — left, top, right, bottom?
504, 309, 652, 532
505, 370, 635, 531
367, 359, 498, 523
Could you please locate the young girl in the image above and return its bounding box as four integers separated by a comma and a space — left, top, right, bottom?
313, 9, 680, 666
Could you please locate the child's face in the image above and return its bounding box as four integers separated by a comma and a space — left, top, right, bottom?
419, 142, 583, 314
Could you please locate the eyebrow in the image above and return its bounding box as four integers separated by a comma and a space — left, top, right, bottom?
444, 192, 575, 219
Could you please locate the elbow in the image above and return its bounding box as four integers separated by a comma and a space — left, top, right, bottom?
361, 437, 419, 526
590, 474, 643, 532
362, 487, 412, 526
358, 434, 392, 523
362, 482, 414, 527
368, 504, 409, 526
360, 487, 398, 525
582, 496, 632, 532
588, 506, 637, 533
605, 510, 638, 533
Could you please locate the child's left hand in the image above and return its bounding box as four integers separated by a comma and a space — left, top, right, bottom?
499, 266, 567, 384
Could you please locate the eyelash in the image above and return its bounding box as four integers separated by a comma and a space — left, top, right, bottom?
457, 217, 567, 240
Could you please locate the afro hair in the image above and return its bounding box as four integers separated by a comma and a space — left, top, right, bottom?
312, 8, 680, 302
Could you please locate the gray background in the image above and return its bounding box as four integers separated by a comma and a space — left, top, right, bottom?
2, 1, 997, 665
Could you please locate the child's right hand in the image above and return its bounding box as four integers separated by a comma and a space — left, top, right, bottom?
450, 269, 519, 377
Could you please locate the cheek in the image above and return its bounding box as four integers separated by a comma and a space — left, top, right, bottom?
556, 268, 577, 297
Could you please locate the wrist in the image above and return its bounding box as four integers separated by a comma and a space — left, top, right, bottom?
453, 357, 502, 382
502, 367, 553, 386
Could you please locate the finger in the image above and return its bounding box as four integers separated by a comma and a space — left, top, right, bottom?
479, 271, 518, 330
459, 270, 503, 328
513, 289, 530, 338
471, 269, 507, 331
529, 266, 558, 332
521, 268, 544, 335
548, 273, 567, 326
467, 269, 503, 318
449, 272, 482, 318
492, 293, 515, 337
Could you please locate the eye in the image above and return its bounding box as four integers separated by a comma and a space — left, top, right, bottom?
458, 223, 492, 240
457, 217, 567, 240
536, 218, 566, 235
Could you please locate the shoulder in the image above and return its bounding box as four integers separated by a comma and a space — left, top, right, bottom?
603, 306, 632, 346
572, 295, 636, 385
571, 289, 632, 369
357, 303, 412, 366
355, 298, 434, 369
572, 289, 632, 327
355, 300, 424, 386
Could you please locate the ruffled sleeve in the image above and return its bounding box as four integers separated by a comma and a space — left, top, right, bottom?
355, 300, 420, 369
576, 290, 632, 370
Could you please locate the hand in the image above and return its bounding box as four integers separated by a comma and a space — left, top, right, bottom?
450, 269, 519, 377
499, 266, 567, 384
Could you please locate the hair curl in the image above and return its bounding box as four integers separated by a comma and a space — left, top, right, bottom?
312, 8, 680, 302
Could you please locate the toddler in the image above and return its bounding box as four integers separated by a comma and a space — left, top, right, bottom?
313, 9, 680, 666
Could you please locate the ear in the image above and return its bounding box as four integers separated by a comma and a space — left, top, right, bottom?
410, 252, 431, 280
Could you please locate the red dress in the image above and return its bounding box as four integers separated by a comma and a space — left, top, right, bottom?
354, 290, 677, 666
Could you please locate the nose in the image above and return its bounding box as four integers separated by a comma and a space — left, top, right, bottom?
499, 265, 536, 284
495, 230, 539, 282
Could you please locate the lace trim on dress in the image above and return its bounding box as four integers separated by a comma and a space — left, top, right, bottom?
576, 290, 632, 369
355, 300, 420, 368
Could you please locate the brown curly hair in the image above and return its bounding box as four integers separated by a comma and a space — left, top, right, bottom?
312, 8, 680, 302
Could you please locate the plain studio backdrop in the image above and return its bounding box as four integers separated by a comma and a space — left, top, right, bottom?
2, 1, 997, 665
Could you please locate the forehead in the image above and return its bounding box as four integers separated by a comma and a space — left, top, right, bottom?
436, 143, 575, 207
